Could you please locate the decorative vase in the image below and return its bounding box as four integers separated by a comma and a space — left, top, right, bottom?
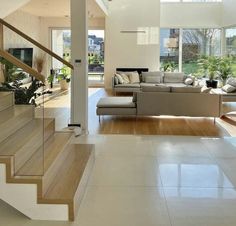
59, 80, 69, 90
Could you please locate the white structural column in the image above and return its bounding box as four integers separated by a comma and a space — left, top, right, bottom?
70, 0, 88, 132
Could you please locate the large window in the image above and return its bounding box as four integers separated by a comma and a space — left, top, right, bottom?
225, 27, 236, 75
160, 28, 222, 74
88, 30, 105, 82
51, 29, 105, 84
160, 29, 180, 72
182, 29, 221, 74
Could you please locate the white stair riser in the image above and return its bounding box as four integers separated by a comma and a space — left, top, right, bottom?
0, 164, 69, 221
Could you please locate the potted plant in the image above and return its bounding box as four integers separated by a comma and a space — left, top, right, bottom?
161, 61, 177, 72
218, 57, 233, 85
57, 66, 70, 90
0, 57, 27, 83
198, 56, 219, 88
34, 54, 45, 74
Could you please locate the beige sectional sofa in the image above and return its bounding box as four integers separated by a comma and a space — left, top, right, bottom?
97, 86, 222, 120
210, 77, 236, 102
112, 68, 195, 93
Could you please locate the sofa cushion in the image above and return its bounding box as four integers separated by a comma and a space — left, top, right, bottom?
222, 84, 236, 93
164, 72, 185, 83
97, 97, 136, 108
142, 71, 163, 83
115, 83, 141, 88
171, 86, 202, 93
227, 77, 236, 87
128, 71, 140, 83
140, 83, 156, 87
164, 83, 187, 88
142, 85, 171, 92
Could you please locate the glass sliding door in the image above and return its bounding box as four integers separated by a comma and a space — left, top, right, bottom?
88, 30, 105, 85
160, 29, 180, 72
182, 28, 221, 74
225, 27, 236, 75
51, 29, 105, 86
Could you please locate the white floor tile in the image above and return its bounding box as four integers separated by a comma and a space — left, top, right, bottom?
157, 157, 234, 188
89, 155, 162, 186
152, 138, 211, 158
164, 188, 236, 226
202, 137, 236, 158
77, 186, 171, 226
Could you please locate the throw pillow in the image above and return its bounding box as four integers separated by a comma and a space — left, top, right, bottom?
119, 73, 130, 84
115, 73, 124, 84
201, 86, 212, 93
164, 72, 185, 83
222, 84, 236, 93
184, 78, 194, 85
128, 71, 140, 84
142, 71, 163, 83
226, 77, 236, 87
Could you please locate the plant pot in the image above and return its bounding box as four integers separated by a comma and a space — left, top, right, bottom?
206, 80, 218, 89
59, 80, 69, 90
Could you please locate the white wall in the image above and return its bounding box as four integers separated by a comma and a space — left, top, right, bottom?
104, 0, 160, 89
161, 3, 222, 28
222, 0, 236, 27
4, 10, 41, 50
0, 0, 30, 18
2, 10, 41, 78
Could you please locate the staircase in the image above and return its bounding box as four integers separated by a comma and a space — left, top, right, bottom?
0, 91, 95, 221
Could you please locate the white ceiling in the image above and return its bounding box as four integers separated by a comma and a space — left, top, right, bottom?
21, 0, 105, 18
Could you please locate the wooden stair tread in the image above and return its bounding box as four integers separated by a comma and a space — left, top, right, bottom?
0, 105, 32, 125
0, 118, 54, 156
16, 133, 72, 176
43, 144, 93, 201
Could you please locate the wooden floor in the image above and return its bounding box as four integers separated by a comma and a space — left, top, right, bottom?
41, 88, 236, 137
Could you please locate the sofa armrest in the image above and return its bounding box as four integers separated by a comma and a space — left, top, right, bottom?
111, 76, 115, 89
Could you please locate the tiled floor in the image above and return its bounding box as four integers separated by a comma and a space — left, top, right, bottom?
1, 135, 236, 226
